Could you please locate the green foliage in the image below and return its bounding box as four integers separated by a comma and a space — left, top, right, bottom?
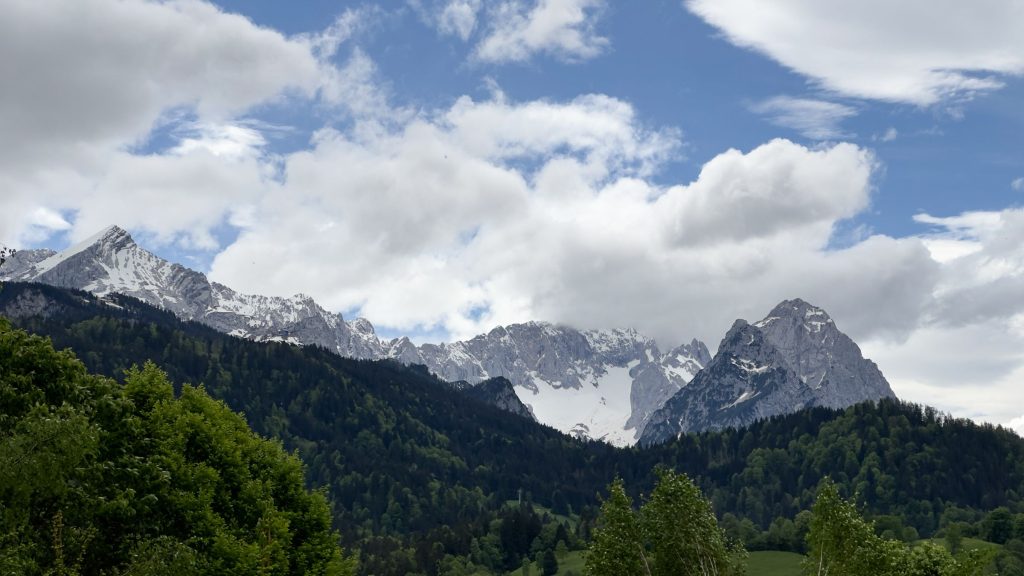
586, 471, 745, 576
803, 479, 993, 576
982, 507, 1014, 545
541, 549, 558, 575
584, 478, 646, 576
0, 319, 354, 576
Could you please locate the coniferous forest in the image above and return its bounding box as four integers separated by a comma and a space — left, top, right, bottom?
3, 282, 1024, 575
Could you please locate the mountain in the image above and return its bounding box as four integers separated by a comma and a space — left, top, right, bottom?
0, 226, 384, 358
640, 299, 896, 445
389, 324, 710, 445
448, 376, 535, 419
0, 226, 710, 445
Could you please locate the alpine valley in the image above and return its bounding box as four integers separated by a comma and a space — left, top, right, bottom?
0, 225, 895, 446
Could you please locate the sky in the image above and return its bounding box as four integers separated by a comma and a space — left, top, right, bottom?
2, 0, 1023, 432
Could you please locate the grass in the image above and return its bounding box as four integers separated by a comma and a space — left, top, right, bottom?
508, 550, 586, 575
747, 550, 804, 576
503, 538, 1003, 576
921, 536, 1002, 554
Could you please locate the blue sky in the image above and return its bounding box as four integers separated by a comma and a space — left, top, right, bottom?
2, 0, 1024, 429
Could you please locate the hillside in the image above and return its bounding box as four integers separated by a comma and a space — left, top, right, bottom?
3, 282, 1024, 574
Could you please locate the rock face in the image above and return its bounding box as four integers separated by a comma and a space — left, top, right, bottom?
450, 377, 535, 420
639, 299, 896, 445
1, 226, 710, 446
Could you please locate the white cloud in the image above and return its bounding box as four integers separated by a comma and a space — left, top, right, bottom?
686, 0, 1024, 105
0, 0, 321, 170
474, 0, 608, 63
0, 0, 371, 248
439, 0, 482, 40
750, 96, 858, 140
1008, 414, 1024, 437
661, 140, 873, 244
877, 127, 899, 142
1012, 177, 1024, 191
171, 123, 268, 159
204, 87, 935, 351
860, 207, 1024, 427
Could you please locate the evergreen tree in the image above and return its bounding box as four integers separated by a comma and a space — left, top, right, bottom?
541, 549, 558, 576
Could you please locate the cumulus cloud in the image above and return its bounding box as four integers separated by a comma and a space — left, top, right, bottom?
686, 0, 1024, 105
750, 96, 858, 140
474, 0, 608, 63
0, 0, 320, 170
0, 0, 370, 248
204, 86, 935, 351
661, 140, 873, 244
1013, 177, 1024, 191
862, 206, 1024, 427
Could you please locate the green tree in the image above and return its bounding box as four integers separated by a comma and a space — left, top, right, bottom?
642, 469, 744, 576
944, 524, 963, 555
803, 479, 992, 576
586, 472, 744, 576
984, 507, 1014, 544
541, 549, 558, 576
0, 320, 356, 576
584, 478, 648, 576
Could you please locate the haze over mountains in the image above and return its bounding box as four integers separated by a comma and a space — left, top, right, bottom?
0, 225, 895, 445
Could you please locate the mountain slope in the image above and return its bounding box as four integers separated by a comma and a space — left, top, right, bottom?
3, 282, 1024, 574
1, 226, 709, 445
640, 299, 895, 444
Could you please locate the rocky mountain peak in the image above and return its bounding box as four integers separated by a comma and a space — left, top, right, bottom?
639, 298, 896, 445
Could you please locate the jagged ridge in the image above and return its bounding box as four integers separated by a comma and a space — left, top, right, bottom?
1, 226, 711, 446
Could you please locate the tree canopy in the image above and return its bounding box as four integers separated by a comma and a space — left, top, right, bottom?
0, 318, 355, 575
586, 470, 745, 576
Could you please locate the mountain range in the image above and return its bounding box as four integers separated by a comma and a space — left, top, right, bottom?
0, 225, 894, 444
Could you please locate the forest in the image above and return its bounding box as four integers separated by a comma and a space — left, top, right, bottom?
3, 282, 1024, 575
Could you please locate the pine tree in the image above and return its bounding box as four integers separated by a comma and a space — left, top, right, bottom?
541, 549, 558, 576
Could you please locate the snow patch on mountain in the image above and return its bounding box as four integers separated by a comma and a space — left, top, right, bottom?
518, 362, 638, 446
